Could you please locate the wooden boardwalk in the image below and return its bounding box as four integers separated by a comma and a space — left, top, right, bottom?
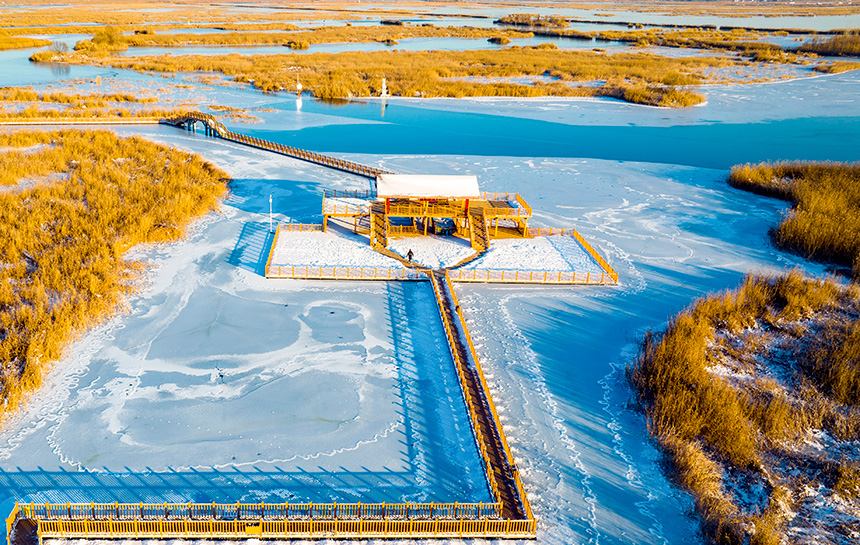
161, 112, 393, 179
428, 270, 532, 522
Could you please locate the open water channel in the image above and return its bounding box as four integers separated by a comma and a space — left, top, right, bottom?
0, 15, 859, 544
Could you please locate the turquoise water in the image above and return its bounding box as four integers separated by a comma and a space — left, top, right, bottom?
242, 92, 860, 169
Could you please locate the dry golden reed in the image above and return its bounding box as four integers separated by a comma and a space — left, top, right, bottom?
630, 271, 860, 544
0, 130, 228, 421
729, 161, 860, 279
44, 45, 717, 107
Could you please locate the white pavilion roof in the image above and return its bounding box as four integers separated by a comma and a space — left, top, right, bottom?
375, 174, 481, 199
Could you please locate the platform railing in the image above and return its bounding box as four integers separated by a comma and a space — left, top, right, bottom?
13, 501, 539, 541
450, 268, 615, 284
266, 265, 424, 280
480, 193, 532, 218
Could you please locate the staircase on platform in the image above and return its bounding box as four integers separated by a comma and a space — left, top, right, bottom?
370, 203, 389, 248
468, 208, 490, 252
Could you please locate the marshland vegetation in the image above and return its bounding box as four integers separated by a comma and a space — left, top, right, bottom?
39, 44, 730, 106
798, 32, 860, 57
0, 130, 228, 421
729, 162, 860, 279
0, 33, 51, 51
630, 272, 860, 544
0, 87, 186, 121
70, 23, 533, 50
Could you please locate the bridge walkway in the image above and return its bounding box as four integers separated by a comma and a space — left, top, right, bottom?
428, 270, 531, 522
162, 112, 392, 180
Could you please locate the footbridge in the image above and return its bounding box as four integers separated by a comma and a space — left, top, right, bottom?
161, 112, 393, 179
428, 270, 532, 522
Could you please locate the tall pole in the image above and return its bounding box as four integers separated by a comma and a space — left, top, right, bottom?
269, 195, 273, 233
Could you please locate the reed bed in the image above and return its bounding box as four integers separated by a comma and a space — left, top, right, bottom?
630, 271, 860, 544
495, 14, 569, 28
72, 24, 532, 50
0, 130, 228, 421
0, 87, 154, 105
798, 32, 860, 57
729, 161, 860, 279
44, 46, 723, 107
0, 34, 51, 51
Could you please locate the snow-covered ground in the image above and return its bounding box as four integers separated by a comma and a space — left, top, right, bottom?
460, 236, 606, 274
269, 227, 404, 269
388, 234, 475, 269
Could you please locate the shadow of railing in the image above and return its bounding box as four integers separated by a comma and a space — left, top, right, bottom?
227, 222, 274, 276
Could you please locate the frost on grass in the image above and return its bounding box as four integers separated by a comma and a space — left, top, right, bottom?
631, 272, 860, 545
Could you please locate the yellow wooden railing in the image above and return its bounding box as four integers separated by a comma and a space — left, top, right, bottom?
433, 272, 535, 522
11, 501, 535, 540
449, 268, 616, 285
322, 190, 372, 216
323, 189, 373, 199
162, 112, 393, 179
569, 229, 619, 283
386, 202, 463, 218
480, 193, 532, 218
280, 223, 324, 232
5, 504, 18, 545
266, 265, 424, 280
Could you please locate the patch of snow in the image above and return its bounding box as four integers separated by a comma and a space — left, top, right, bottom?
388, 235, 475, 269
461, 236, 605, 274
270, 228, 404, 269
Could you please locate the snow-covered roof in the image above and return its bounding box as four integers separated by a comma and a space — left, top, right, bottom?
376, 174, 481, 199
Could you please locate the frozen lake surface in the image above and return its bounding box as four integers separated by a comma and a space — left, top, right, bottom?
0, 33, 859, 545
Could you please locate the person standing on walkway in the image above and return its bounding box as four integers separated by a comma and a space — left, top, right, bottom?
407, 249, 414, 262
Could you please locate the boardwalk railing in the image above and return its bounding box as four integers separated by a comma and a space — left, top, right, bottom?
20, 502, 499, 521
161, 112, 393, 179
480, 193, 532, 218
266, 265, 425, 280
0, 117, 164, 126
280, 223, 324, 232
450, 268, 616, 285
429, 272, 536, 527
10, 501, 538, 541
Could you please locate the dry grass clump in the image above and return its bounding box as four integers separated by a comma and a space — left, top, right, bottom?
798, 32, 860, 57
729, 161, 860, 279
495, 14, 569, 28
0, 130, 228, 420
596, 27, 804, 63
812, 61, 860, 73
630, 271, 860, 544
0, 87, 154, 105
